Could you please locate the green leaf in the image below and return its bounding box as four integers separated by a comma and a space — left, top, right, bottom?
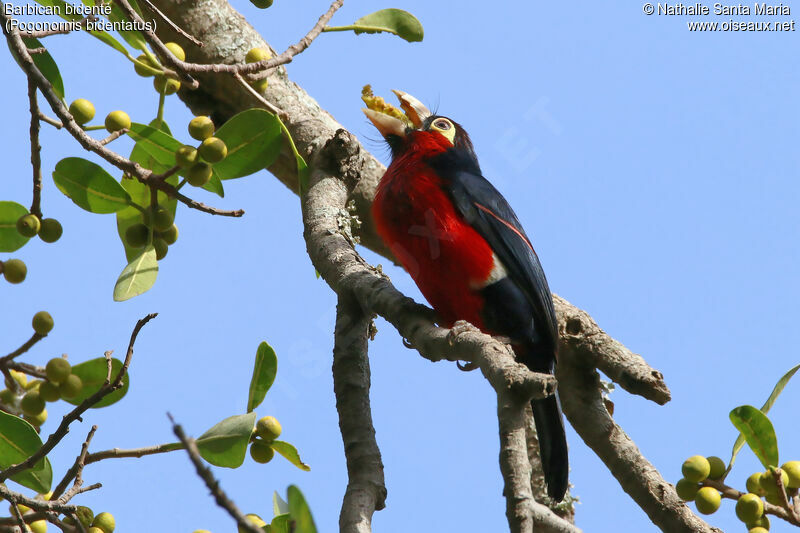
271, 440, 310, 471
202, 174, 225, 197
247, 342, 277, 413
0, 201, 31, 253
287, 485, 317, 533
34, 0, 132, 57
213, 109, 282, 179
113, 246, 158, 301
0, 411, 53, 493
729, 405, 779, 469
62, 357, 130, 408
127, 122, 184, 170
196, 412, 257, 468
127, 123, 224, 198
273, 491, 289, 516
728, 363, 800, 471
326, 9, 424, 42
296, 153, 310, 197
117, 120, 179, 261
53, 157, 132, 213
22, 37, 64, 100
108, 0, 148, 51
270, 513, 290, 533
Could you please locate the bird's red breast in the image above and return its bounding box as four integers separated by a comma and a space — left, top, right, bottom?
372, 131, 498, 328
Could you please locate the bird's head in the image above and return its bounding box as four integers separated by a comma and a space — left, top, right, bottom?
362, 89, 476, 160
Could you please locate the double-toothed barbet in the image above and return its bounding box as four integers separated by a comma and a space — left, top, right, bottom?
364, 91, 568, 501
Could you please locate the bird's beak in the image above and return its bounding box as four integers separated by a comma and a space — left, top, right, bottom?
391, 89, 431, 128
362, 108, 407, 138
362, 89, 432, 138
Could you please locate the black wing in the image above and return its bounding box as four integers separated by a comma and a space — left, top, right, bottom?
429, 150, 559, 359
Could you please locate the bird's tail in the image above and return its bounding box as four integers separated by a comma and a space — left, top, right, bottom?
531, 390, 569, 502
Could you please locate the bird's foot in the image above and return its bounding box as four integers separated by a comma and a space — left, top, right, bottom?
447, 320, 480, 344
448, 321, 481, 371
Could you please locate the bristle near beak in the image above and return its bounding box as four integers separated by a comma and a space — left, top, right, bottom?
392, 90, 431, 128
362, 108, 407, 138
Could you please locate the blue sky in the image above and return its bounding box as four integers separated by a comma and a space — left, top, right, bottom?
1, 1, 799, 531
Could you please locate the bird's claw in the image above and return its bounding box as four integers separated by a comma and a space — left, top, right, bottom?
456, 360, 479, 372
447, 320, 480, 346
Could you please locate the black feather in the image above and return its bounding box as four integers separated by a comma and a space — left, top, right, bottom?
428, 145, 568, 501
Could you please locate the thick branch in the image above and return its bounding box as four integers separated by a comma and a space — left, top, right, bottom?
557, 355, 720, 533
303, 131, 578, 532
498, 394, 580, 533
334, 296, 386, 533
147, 0, 668, 402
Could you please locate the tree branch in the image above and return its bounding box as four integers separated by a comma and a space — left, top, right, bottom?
334, 296, 386, 533
170, 415, 264, 533
0, 332, 44, 365
302, 130, 579, 532
557, 353, 720, 532
1, 9, 243, 218
497, 394, 580, 533
0, 314, 155, 483
27, 78, 43, 218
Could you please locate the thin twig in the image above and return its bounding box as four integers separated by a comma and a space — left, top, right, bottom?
232, 72, 284, 118
116, 0, 342, 80
2, 15, 244, 218
0, 314, 156, 482
7, 361, 46, 380
112, 0, 198, 87
52, 442, 183, 498
169, 415, 264, 533
0, 332, 44, 365
38, 112, 62, 128
151, 165, 181, 181
8, 501, 26, 531
139, 0, 203, 47
52, 426, 97, 502
0, 484, 78, 523
99, 128, 128, 146
27, 78, 43, 217
702, 477, 800, 526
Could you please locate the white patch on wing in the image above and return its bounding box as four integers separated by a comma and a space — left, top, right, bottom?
470, 253, 508, 289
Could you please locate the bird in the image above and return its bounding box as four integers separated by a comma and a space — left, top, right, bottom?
363, 90, 568, 501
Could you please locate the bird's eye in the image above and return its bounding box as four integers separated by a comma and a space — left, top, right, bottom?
433, 119, 451, 130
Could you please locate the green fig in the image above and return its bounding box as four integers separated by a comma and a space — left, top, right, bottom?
32, 311, 54, 335
69, 98, 95, 125
188, 116, 214, 141
694, 487, 721, 515
682, 455, 711, 483
250, 440, 274, 464
38, 218, 62, 243
104, 111, 131, 133
16, 214, 40, 237
164, 42, 185, 61
45, 357, 71, 384
187, 162, 213, 187
735, 493, 763, 523
198, 137, 227, 163
255, 415, 282, 441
